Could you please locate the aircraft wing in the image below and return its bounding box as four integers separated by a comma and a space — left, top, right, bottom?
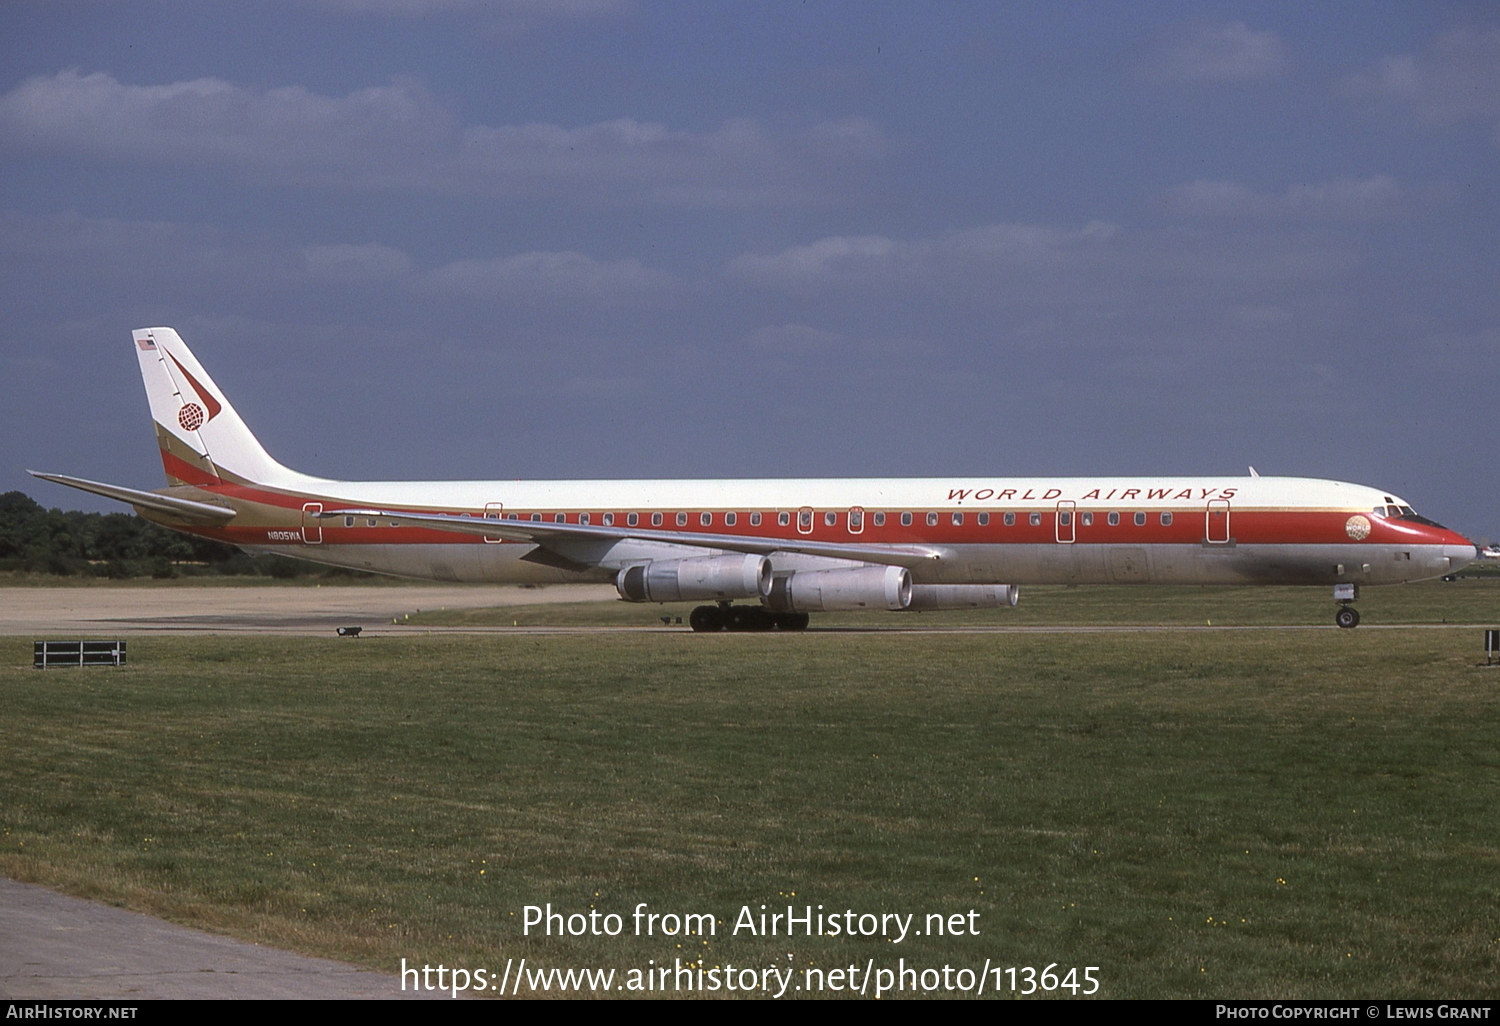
317, 506, 948, 568
28, 471, 238, 524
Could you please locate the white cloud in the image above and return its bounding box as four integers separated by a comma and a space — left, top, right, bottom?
1164, 176, 1403, 220
315, 0, 631, 21
1135, 21, 1288, 84
0, 71, 455, 185
727, 222, 1120, 293
1342, 26, 1500, 137
746, 323, 844, 354
303, 243, 414, 282
0, 71, 884, 207
729, 235, 897, 285
426, 250, 678, 302
0, 210, 681, 314
723, 215, 1366, 337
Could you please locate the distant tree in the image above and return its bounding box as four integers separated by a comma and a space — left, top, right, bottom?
0, 491, 370, 578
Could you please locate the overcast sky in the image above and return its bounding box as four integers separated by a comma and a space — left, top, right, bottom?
2, 1, 1496, 541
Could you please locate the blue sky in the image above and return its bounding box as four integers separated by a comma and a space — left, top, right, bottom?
2, 1, 1496, 541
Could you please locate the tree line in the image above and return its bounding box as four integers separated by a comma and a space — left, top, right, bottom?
0, 491, 368, 578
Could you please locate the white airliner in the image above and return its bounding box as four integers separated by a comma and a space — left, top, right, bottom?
31, 327, 1478, 631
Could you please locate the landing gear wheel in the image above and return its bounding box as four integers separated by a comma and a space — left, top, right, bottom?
689, 605, 724, 632
1335, 607, 1360, 629
743, 607, 776, 632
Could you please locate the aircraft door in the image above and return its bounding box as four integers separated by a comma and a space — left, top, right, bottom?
484, 502, 503, 543
797, 506, 814, 535
1206, 499, 1231, 544
1055, 500, 1075, 543
301, 502, 323, 545
848, 506, 864, 535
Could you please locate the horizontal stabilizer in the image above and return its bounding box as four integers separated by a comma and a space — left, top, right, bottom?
28, 471, 237, 524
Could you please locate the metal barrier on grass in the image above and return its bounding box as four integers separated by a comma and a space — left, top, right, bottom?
34, 641, 127, 669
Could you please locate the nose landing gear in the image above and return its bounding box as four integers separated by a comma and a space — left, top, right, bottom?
1334, 583, 1360, 628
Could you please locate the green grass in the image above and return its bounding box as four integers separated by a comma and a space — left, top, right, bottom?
4, 607, 1500, 998
406, 578, 1500, 629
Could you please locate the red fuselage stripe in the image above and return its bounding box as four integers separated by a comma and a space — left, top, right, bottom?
178, 499, 1468, 550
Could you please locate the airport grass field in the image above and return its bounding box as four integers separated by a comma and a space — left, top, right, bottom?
2, 580, 1499, 998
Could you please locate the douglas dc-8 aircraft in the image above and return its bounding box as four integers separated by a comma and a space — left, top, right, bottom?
32, 328, 1478, 631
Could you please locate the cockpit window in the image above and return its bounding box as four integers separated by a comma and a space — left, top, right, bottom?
1383, 500, 1447, 529
1398, 510, 1447, 529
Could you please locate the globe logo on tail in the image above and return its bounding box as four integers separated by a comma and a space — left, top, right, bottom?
178, 403, 206, 432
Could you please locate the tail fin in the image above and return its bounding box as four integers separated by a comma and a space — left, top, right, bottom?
134, 327, 301, 488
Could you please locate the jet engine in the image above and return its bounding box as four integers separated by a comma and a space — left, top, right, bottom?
766, 565, 912, 612
615, 554, 771, 603
906, 584, 1019, 610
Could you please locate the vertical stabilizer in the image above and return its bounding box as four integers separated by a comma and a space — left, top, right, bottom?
133, 328, 299, 488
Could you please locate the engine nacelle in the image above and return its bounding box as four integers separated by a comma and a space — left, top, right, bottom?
616, 554, 770, 604
905, 584, 1019, 611
766, 565, 912, 612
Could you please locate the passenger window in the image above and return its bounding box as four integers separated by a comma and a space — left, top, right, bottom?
779, 511, 791, 527
926, 512, 938, 526
556, 512, 567, 523
901, 512, 912, 526
627, 512, 638, 527
725, 512, 736, 526
799, 509, 813, 528
849, 509, 863, 530
824, 511, 837, 527
700, 512, 712, 527
977, 512, 989, 526
531, 513, 542, 522
1029, 513, 1041, 526
1134, 512, 1146, 526
676, 512, 688, 527
749, 512, 760, 526
652, 512, 663, 526
1003, 512, 1015, 526
1081, 512, 1093, 526
952, 512, 963, 525
1160, 512, 1172, 526
602, 513, 614, 526
873, 512, 885, 527
367, 518, 377, 527
344, 516, 354, 528
1107, 512, 1119, 526
579, 513, 590, 525
1058, 512, 1071, 526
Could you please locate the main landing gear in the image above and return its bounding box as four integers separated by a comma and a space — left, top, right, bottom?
1334, 583, 1360, 629
689, 602, 810, 633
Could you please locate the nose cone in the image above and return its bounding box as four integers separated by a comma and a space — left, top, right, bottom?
1444, 543, 1479, 572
